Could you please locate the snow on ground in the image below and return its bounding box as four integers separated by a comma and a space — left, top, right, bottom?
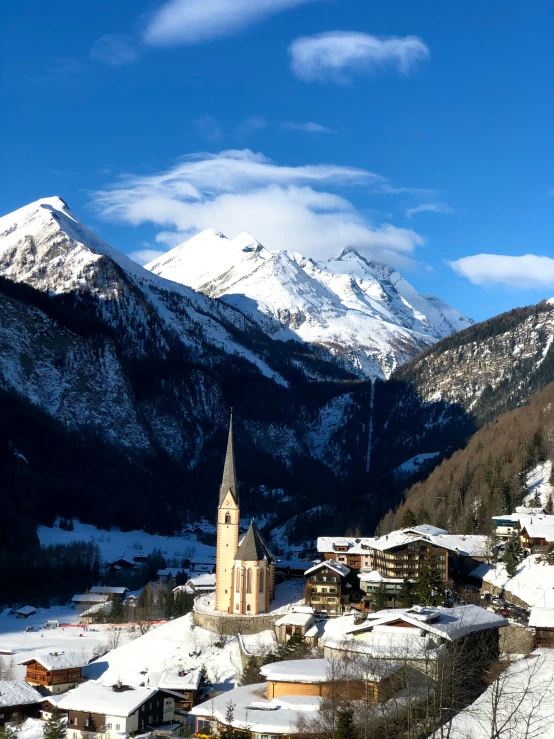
0, 606, 114, 681
394, 452, 440, 476
38, 518, 216, 564
84, 613, 241, 691
482, 554, 554, 608
270, 506, 331, 554
238, 630, 277, 657
429, 649, 554, 739
14, 718, 45, 739
524, 460, 553, 507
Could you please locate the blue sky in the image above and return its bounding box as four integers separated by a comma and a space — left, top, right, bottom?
1, 0, 552, 321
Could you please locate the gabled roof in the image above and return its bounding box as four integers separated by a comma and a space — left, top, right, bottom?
305, 559, 350, 578
158, 668, 202, 692
72, 593, 109, 604
56, 681, 158, 717
19, 651, 91, 670
234, 521, 274, 562
529, 607, 554, 628
16, 606, 36, 615
0, 681, 43, 707
90, 586, 128, 595
219, 414, 238, 507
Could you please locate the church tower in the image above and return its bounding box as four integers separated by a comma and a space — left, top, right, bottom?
215, 414, 240, 613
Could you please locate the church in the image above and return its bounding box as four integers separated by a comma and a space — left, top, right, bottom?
215, 415, 276, 615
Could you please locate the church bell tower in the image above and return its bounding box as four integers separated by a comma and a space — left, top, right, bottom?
215, 413, 240, 613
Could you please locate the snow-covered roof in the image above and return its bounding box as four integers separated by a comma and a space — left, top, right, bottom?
71, 593, 109, 604
90, 586, 128, 595
431, 534, 489, 556
157, 568, 184, 577
358, 570, 403, 584
368, 532, 430, 552
19, 651, 91, 670
56, 682, 158, 717
80, 601, 112, 617
17, 606, 36, 615
0, 681, 43, 707
260, 658, 399, 684
275, 612, 314, 627
238, 631, 278, 657
305, 559, 350, 577
404, 525, 448, 536
158, 668, 201, 692
346, 605, 507, 642
317, 537, 374, 555
186, 573, 216, 588
521, 518, 554, 542
429, 650, 554, 739
481, 553, 554, 608
191, 683, 323, 734
529, 607, 554, 628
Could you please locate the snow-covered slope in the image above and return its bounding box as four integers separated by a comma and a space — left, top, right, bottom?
145, 231, 473, 379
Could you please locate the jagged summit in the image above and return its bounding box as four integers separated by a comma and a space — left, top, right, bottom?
146, 229, 473, 379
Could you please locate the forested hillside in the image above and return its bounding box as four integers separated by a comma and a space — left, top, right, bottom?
381, 381, 554, 535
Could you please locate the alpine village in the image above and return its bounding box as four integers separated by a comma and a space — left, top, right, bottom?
1, 3, 553, 739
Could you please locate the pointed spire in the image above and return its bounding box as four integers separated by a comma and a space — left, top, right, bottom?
219, 411, 238, 506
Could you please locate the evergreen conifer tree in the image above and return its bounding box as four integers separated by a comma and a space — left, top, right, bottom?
546, 493, 554, 515
545, 542, 554, 566
110, 594, 123, 623
397, 578, 415, 608
335, 704, 357, 739
164, 576, 175, 618
43, 708, 67, 739
532, 491, 542, 507
415, 547, 444, 606
504, 531, 524, 577
0, 727, 18, 739
400, 508, 417, 529
371, 582, 388, 612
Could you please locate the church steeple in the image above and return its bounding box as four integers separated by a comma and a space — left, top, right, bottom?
219, 412, 238, 507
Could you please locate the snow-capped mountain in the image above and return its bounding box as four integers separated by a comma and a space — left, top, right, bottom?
145, 229, 473, 379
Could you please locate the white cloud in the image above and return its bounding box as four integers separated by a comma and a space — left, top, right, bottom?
129, 248, 166, 265
282, 121, 336, 133
90, 35, 140, 66
92, 149, 424, 265
143, 0, 318, 47
448, 254, 554, 289
236, 116, 268, 138
406, 202, 456, 219
289, 31, 430, 83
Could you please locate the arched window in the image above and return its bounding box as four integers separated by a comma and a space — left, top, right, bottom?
235, 568, 240, 593
224, 512, 231, 524
259, 568, 264, 593
246, 568, 252, 594
247, 604, 251, 611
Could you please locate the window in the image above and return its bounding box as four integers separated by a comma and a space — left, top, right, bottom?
259, 568, 264, 593
72, 733, 77, 739
107, 724, 112, 729
71, 718, 78, 725
247, 604, 251, 611
116, 725, 121, 731
84, 719, 89, 727
286, 624, 292, 634
225, 512, 231, 524
247, 568, 252, 594
235, 568, 240, 592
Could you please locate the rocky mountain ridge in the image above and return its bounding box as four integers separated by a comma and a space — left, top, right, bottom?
145, 228, 473, 379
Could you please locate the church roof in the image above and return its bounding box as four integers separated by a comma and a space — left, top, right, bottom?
235, 521, 275, 563
219, 414, 238, 507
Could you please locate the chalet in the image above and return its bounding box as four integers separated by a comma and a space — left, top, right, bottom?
175, 574, 215, 596
0, 681, 42, 726
491, 510, 554, 542
304, 560, 350, 616
321, 604, 507, 677
107, 558, 136, 572
188, 561, 216, 575
72, 593, 109, 612
90, 586, 129, 596
367, 532, 450, 581
158, 668, 202, 717
80, 602, 112, 624
16, 606, 36, 619
189, 657, 402, 738
317, 537, 375, 570
56, 682, 176, 739
529, 607, 554, 649
19, 651, 90, 694
274, 611, 318, 645
520, 519, 554, 552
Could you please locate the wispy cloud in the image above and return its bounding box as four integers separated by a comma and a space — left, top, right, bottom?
28, 58, 85, 84
143, 0, 319, 47
194, 115, 223, 142
282, 121, 336, 133
236, 116, 268, 138
448, 254, 554, 289
289, 31, 430, 83
90, 35, 140, 66
92, 149, 424, 266
406, 202, 456, 219
129, 248, 166, 265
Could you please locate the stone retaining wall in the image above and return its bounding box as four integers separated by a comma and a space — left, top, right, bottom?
193, 608, 279, 635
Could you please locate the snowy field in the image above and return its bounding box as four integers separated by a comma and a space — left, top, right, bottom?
38, 519, 217, 564
524, 460, 553, 507
481, 554, 554, 608
0, 605, 115, 681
